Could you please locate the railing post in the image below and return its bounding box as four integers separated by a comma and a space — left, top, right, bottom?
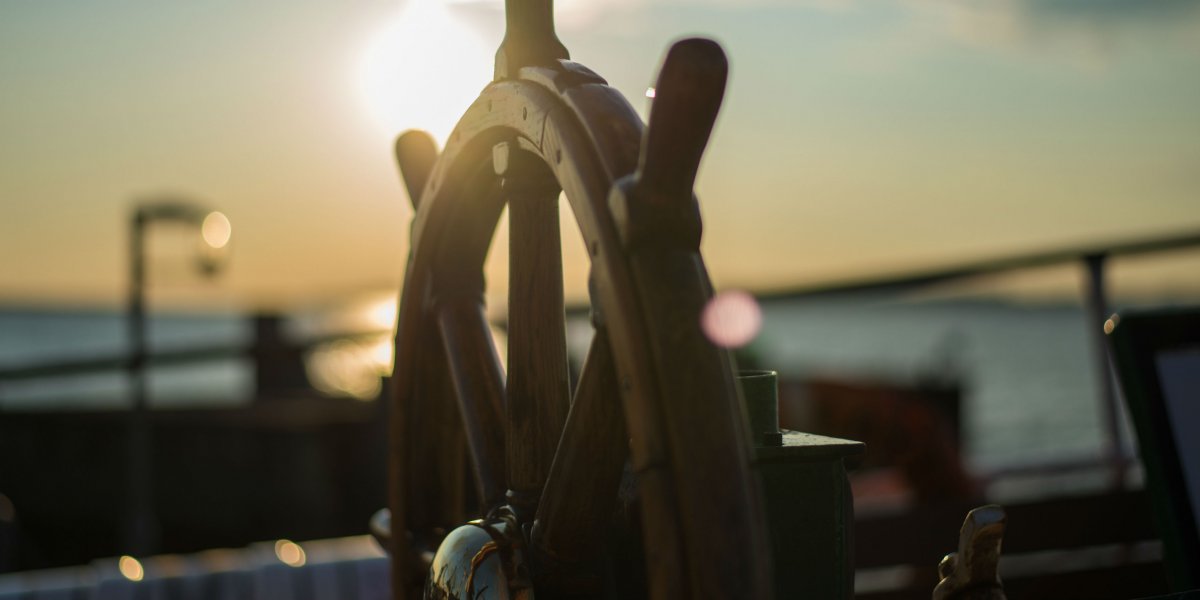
1082, 253, 1127, 488
125, 209, 156, 556
122, 200, 223, 556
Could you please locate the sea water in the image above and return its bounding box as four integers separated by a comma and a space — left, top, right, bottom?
0, 299, 1130, 472
0, 308, 253, 410
752, 297, 1119, 472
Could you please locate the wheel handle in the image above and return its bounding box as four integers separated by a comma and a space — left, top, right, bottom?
611, 38, 729, 252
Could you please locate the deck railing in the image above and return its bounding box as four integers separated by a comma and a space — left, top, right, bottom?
755, 227, 1200, 488
3, 227, 1199, 572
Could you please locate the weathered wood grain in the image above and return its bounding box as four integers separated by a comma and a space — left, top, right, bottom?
498, 143, 571, 517
531, 329, 628, 592
438, 298, 509, 512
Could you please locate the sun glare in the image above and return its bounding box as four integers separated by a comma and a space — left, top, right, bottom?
358, 0, 493, 145
365, 297, 398, 331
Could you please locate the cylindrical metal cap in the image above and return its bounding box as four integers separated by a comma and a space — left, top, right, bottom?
739, 370, 782, 447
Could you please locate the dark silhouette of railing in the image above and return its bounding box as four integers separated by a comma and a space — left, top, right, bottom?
0, 315, 390, 573
756, 227, 1200, 487
3, 227, 1198, 589
755, 228, 1200, 300
0, 320, 380, 390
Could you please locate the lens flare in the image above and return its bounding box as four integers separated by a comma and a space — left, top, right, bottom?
701, 290, 763, 348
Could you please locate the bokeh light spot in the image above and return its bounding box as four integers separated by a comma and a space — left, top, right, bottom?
201, 212, 232, 249
305, 337, 391, 400
1104, 314, 1120, 335
275, 539, 306, 567
119, 555, 144, 581
701, 290, 763, 348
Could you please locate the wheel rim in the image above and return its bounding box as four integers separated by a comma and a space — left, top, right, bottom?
391, 48, 772, 600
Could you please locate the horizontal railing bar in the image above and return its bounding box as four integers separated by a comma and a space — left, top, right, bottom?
975, 455, 1130, 483
853, 488, 1156, 568
10, 230, 1198, 381
757, 227, 1200, 301
0, 330, 385, 382
561, 227, 1200, 316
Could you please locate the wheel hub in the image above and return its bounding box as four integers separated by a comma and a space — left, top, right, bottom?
425, 509, 531, 600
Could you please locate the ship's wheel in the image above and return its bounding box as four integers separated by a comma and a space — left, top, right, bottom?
386, 1, 771, 597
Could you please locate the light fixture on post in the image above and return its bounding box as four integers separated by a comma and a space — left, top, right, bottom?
124, 198, 230, 556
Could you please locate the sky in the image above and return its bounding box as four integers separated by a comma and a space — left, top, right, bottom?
2, 0, 1199, 312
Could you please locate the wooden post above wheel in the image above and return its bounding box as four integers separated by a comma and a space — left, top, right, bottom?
495, 0, 569, 79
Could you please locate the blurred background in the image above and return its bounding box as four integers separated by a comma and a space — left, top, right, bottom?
2, 0, 1199, 597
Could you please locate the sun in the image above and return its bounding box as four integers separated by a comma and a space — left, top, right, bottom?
358, 0, 494, 146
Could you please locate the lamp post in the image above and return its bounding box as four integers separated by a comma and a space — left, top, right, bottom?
125, 200, 230, 556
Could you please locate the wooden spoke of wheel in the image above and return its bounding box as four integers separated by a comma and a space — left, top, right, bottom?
437, 298, 507, 512
497, 144, 572, 516
530, 328, 628, 593
391, 39, 772, 600
403, 319, 467, 538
